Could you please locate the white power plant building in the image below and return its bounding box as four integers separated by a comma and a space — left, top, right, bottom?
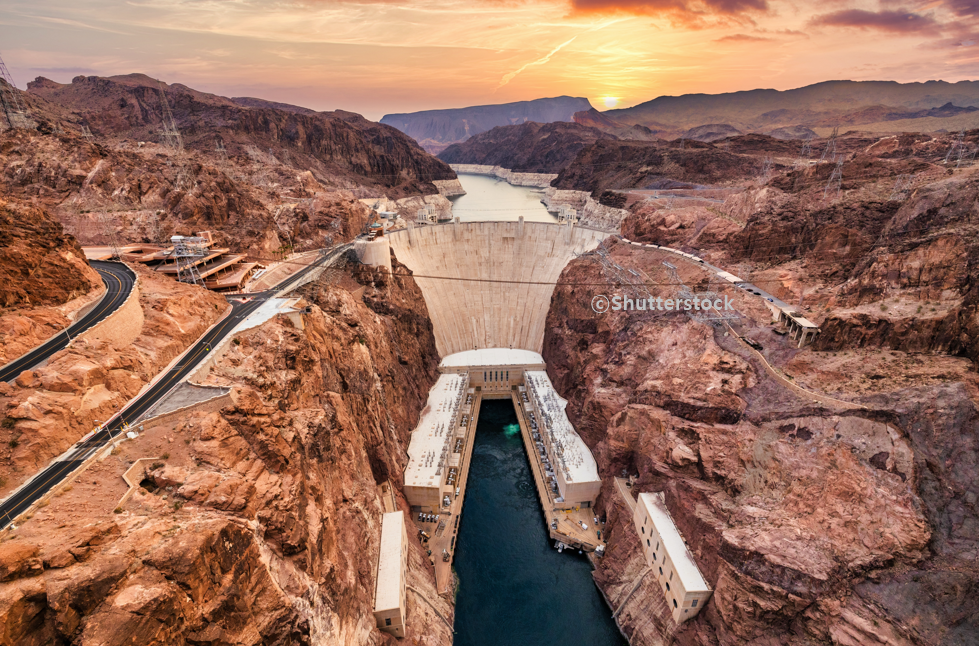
524, 371, 601, 508
373, 511, 409, 637
634, 492, 712, 623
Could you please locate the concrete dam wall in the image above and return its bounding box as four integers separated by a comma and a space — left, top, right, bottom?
388, 221, 608, 356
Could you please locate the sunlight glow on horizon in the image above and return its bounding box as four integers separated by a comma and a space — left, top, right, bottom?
3, 0, 979, 120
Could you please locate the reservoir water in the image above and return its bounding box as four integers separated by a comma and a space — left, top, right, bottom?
449, 173, 559, 223
453, 400, 626, 646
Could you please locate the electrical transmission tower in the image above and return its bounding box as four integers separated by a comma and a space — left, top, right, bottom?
824, 156, 844, 201
888, 173, 918, 201
944, 130, 965, 164
796, 134, 813, 167
216, 140, 228, 162
0, 53, 34, 130
80, 125, 94, 142
759, 155, 773, 184
157, 82, 182, 152
170, 235, 207, 285
96, 212, 122, 259
820, 126, 839, 162
663, 261, 738, 323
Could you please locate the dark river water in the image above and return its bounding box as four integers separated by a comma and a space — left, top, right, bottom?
452, 399, 626, 646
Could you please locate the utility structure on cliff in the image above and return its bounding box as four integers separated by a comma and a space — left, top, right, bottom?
0, 53, 34, 131
96, 212, 123, 260
663, 261, 738, 323
796, 133, 813, 167
888, 173, 918, 202
824, 156, 844, 201
157, 81, 182, 152
819, 126, 839, 162
759, 155, 773, 185
170, 235, 207, 285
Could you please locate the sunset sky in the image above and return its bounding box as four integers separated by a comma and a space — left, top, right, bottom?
3, 0, 979, 120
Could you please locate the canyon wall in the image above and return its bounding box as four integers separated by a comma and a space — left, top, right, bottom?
542, 239, 979, 645
0, 258, 451, 645
388, 221, 607, 356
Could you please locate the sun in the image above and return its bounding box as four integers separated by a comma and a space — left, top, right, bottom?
602, 96, 620, 108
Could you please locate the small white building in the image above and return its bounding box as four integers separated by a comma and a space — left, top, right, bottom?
557, 204, 578, 224
634, 492, 712, 623
373, 511, 409, 638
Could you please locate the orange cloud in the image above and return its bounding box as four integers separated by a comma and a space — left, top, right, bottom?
810, 9, 941, 34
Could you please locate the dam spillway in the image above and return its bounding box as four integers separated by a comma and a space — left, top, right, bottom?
387, 221, 608, 356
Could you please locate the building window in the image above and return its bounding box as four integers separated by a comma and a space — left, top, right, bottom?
646, 539, 650, 547
641, 527, 645, 534
673, 599, 678, 608
692, 599, 698, 608
659, 567, 663, 575
506, 371, 509, 381
385, 618, 392, 626
652, 553, 656, 561
670, 571, 673, 581
655, 542, 659, 551
666, 582, 670, 592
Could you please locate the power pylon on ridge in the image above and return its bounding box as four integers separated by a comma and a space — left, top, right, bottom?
944, 130, 965, 164
0, 53, 35, 130
80, 125, 94, 142
888, 173, 918, 202
796, 133, 813, 167
759, 155, 773, 184
170, 235, 207, 285
96, 212, 122, 259
663, 261, 738, 323
824, 155, 844, 201
157, 81, 182, 152
820, 126, 839, 162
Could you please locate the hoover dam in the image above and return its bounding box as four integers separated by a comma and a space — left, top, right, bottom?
387, 219, 608, 355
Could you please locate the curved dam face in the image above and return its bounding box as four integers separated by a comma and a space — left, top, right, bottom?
388, 221, 608, 356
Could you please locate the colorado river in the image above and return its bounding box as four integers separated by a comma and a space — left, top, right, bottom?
449, 173, 558, 222
452, 400, 625, 646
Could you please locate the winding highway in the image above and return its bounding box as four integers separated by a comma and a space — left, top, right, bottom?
0, 261, 137, 383
0, 244, 349, 530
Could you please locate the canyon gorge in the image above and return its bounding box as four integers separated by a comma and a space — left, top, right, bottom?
0, 72, 978, 646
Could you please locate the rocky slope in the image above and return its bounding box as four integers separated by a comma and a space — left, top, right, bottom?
0, 265, 228, 495
380, 96, 593, 153
0, 197, 99, 311
28, 74, 455, 198
0, 256, 450, 644
0, 75, 457, 259
438, 121, 616, 173
0, 196, 105, 365
543, 239, 979, 645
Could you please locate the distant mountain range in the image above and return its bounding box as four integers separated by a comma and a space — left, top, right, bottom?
380, 96, 592, 153
602, 80, 979, 138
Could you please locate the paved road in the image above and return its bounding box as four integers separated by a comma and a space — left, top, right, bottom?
0, 245, 348, 529
0, 261, 137, 383
617, 236, 793, 311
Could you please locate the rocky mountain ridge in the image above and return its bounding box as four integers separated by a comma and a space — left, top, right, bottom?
380, 96, 593, 153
